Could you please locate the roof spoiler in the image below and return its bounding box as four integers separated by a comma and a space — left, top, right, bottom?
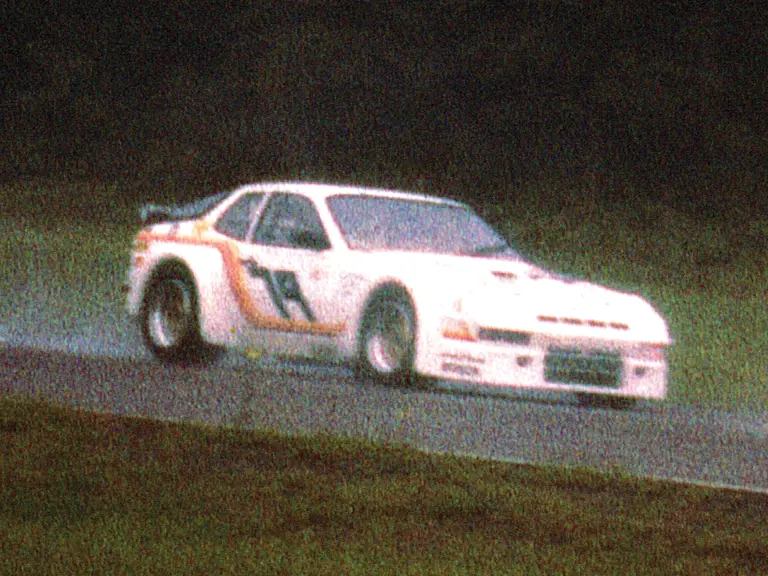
139, 204, 176, 227
138, 191, 229, 227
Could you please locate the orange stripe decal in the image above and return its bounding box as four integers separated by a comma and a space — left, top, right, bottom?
139, 231, 345, 336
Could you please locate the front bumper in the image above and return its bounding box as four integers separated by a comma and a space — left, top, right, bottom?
420, 334, 668, 400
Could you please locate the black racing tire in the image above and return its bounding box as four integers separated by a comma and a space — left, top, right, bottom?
576, 393, 637, 411
356, 286, 431, 388
140, 266, 215, 364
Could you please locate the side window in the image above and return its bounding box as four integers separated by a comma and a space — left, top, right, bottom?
253, 194, 330, 250
214, 193, 264, 240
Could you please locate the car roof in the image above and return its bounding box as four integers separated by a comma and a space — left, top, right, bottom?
229, 181, 466, 207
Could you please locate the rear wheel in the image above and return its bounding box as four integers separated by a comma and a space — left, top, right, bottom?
357, 287, 429, 388
141, 269, 210, 363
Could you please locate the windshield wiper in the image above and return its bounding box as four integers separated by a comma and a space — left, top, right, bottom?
470, 243, 510, 256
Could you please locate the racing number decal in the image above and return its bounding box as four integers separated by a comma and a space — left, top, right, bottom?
241, 258, 316, 322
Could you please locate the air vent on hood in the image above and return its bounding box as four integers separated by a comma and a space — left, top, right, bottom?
537, 315, 629, 331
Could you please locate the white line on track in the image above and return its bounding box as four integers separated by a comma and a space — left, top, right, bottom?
447, 451, 768, 496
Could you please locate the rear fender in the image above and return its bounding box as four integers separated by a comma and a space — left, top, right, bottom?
141, 247, 231, 346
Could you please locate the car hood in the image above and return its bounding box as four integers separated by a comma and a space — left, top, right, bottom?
470, 274, 667, 341
356, 250, 670, 344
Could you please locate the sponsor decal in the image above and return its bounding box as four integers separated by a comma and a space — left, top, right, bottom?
193, 221, 210, 236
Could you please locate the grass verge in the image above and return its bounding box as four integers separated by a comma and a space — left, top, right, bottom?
0, 213, 131, 349
1, 396, 766, 575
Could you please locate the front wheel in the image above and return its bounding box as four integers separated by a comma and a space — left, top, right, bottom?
141, 271, 208, 363
357, 288, 428, 388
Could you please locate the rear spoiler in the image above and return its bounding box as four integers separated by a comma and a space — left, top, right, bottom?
138, 191, 229, 226
139, 204, 177, 226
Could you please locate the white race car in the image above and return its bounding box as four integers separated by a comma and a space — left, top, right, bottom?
125, 182, 670, 405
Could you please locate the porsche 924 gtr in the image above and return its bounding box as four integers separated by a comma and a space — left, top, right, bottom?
125, 182, 670, 405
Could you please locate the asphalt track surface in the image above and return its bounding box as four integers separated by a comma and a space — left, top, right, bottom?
1, 309, 767, 494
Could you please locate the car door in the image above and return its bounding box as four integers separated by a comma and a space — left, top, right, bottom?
236, 192, 346, 353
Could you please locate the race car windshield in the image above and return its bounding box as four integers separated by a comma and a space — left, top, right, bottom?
327, 195, 521, 257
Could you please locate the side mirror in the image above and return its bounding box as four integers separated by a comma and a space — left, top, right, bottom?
292, 229, 331, 251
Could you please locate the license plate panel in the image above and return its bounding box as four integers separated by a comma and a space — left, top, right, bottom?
544, 347, 623, 388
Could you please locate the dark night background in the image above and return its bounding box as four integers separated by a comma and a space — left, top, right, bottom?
1, 0, 766, 222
